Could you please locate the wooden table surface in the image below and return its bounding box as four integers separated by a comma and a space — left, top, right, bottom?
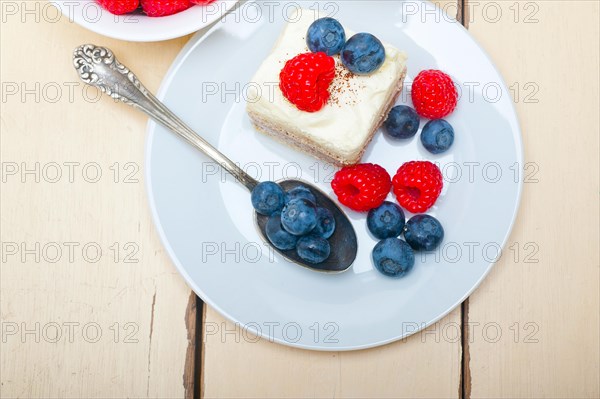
1, 1, 598, 398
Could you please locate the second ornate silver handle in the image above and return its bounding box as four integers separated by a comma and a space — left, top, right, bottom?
72, 44, 258, 191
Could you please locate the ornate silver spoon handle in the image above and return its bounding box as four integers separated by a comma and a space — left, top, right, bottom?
73, 44, 258, 191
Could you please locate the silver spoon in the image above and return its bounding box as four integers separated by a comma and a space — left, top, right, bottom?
72, 44, 357, 273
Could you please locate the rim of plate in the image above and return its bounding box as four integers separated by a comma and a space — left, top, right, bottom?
144, 1, 524, 351
50, 0, 239, 42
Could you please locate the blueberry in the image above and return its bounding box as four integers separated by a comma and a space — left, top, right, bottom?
372, 238, 415, 278
251, 181, 285, 215
341, 33, 385, 75
313, 207, 336, 239
296, 234, 331, 264
285, 186, 316, 205
420, 119, 454, 154
384, 105, 420, 139
265, 212, 299, 250
367, 201, 405, 239
306, 17, 346, 56
404, 214, 444, 251
281, 198, 318, 235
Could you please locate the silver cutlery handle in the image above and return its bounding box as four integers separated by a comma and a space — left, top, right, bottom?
73, 44, 258, 191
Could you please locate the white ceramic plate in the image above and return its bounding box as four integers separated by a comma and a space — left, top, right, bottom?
146, 0, 522, 350
51, 0, 238, 42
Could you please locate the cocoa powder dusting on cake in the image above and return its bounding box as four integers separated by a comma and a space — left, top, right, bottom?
327, 62, 360, 107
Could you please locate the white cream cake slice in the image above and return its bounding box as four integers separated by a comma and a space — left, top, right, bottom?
246, 9, 407, 166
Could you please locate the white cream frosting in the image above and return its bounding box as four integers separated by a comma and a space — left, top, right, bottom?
246, 9, 407, 160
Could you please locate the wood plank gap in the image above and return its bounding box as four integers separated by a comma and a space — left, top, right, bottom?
458, 0, 471, 29
456, 0, 464, 24
198, 301, 207, 399
184, 292, 199, 399
460, 300, 472, 399
460, 0, 470, 29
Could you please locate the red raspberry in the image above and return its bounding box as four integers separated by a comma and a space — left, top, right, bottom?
190, 0, 215, 4
411, 70, 458, 119
331, 163, 392, 212
279, 52, 336, 112
141, 0, 191, 16
97, 0, 139, 15
392, 161, 443, 213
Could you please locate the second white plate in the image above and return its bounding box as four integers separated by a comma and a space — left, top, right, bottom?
51, 0, 239, 42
